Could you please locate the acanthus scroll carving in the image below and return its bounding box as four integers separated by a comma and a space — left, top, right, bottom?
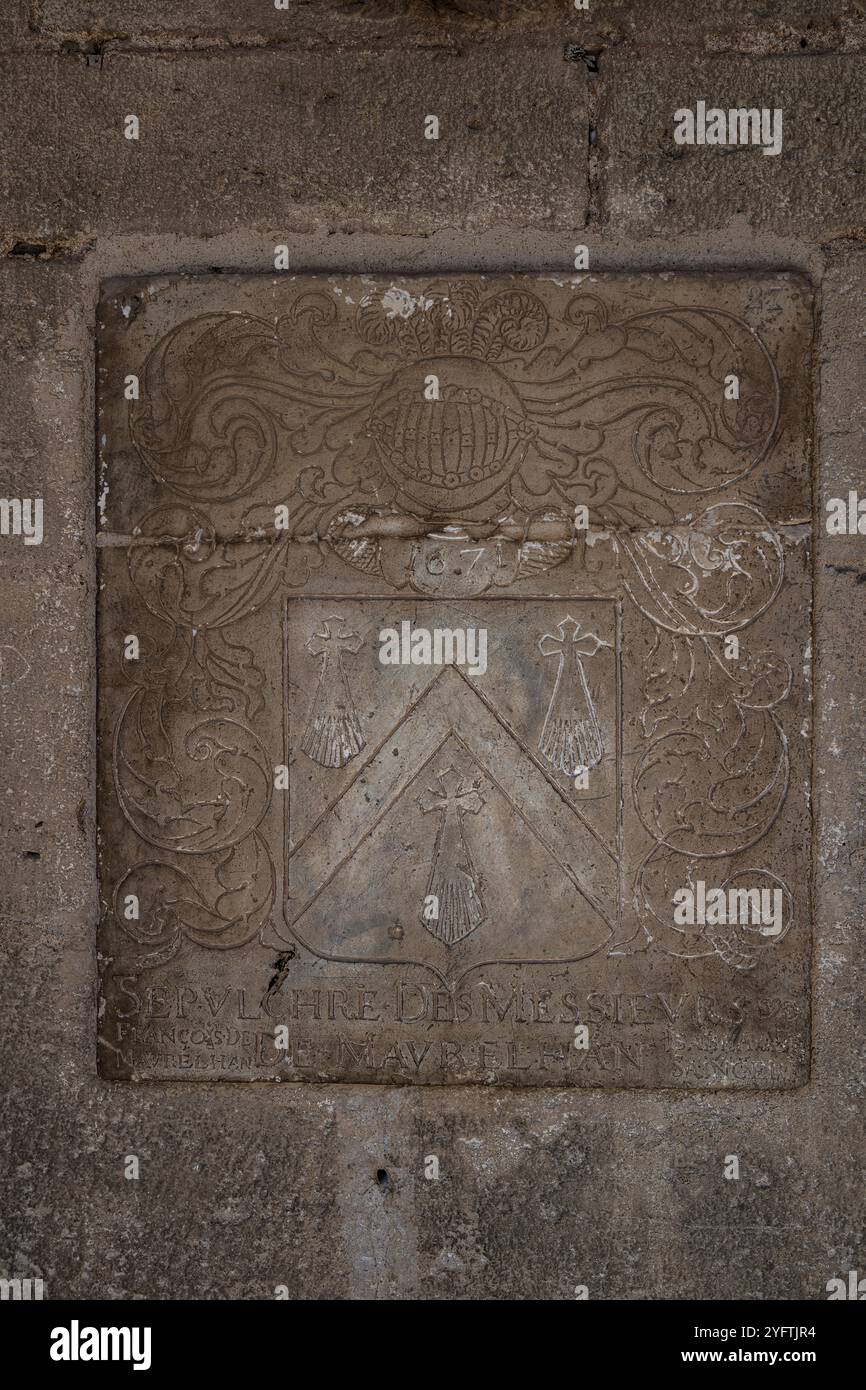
128, 283, 781, 547
626, 576, 794, 970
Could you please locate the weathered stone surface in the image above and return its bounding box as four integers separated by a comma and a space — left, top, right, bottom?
29, 0, 866, 52
607, 1, 866, 52
33, 0, 566, 43
0, 573, 92, 919
813, 244, 866, 1098
0, 258, 92, 928
0, 242, 861, 1296
598, 54, 866, 237
0, 0, 30, 45
96, 272, 813, 1086
0, 257, 90, 577
0, 47, 586, 242
1, 2, 864, 1305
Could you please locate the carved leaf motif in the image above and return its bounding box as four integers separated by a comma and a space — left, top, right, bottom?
618, 504, 784, 637
633, 848, 793, 971
114, 832, 275, 964
115, 698, 272, 855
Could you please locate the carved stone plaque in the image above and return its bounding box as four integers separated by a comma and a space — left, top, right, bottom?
97, 273, 813, 1086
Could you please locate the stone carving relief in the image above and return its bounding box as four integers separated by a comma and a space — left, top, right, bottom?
96, 273, 812, 1085
538, 617, 607, 775
301, 618, 365, 769
419, 767, 486, 947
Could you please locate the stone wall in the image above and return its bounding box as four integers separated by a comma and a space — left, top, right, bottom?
0, 0, 864, 1299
